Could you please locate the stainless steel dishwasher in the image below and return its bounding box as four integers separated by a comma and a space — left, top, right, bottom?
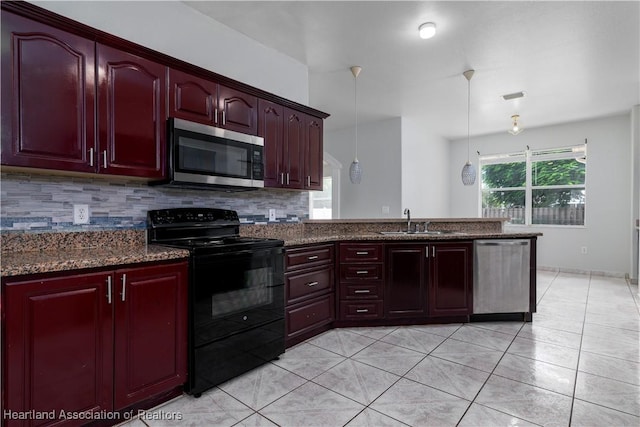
474, 239, 531, 316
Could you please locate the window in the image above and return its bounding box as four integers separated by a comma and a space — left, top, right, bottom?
480, 145, 586, 226
309, 176, 333, 219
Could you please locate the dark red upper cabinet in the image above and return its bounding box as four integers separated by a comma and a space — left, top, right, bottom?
168, 68, 217, 125
218, 85, 258, 135
97, 44, 166, 179
283, 108, 305, 189
258, 99, 284, 187
1, 11, 96, 173
305, 116, 323, 190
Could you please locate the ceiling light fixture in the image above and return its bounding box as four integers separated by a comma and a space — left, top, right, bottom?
419, 22, 437, 39
349, 65, 363, 184
508, 114, 524, 135
461, 69, 476, 186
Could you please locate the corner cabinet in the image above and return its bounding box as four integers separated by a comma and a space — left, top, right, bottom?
3, 261, 188, 425
259, 101, 324, 191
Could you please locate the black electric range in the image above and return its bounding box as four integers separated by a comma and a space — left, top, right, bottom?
147, 208, 285, 396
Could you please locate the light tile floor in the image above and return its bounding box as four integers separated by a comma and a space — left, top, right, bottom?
128, 271, 639, 427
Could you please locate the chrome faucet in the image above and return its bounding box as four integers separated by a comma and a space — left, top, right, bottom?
403, 208, 411, 232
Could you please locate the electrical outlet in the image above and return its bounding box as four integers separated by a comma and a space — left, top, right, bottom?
382, 206, 390, 214
73, 204, 90, 225
268, 209, 277, 222
580, 246, 588, 254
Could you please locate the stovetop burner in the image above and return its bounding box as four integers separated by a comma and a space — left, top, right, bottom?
147, 208, 283, 254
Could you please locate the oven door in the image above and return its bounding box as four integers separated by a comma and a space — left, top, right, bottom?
170, 118, 264, 188
191, 246, 284, 346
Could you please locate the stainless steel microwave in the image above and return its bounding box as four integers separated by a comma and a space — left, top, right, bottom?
154, 118, 264, 190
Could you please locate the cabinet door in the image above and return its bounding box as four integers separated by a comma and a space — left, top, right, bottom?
282, 108, 305, 189
113, 262, 188, 410
258, 99, 284, 187
429, 242, 473, 317
168, 68, 217, 125
385, 245, 428, 318
218, 85, 258, 135
305, 115, 324, 190
4, 272, 114, 425
97, 44, 166, 179
1, 12, 96, 173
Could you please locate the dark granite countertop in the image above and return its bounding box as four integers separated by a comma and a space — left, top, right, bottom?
280, 231, 542, 247
1, 245, 189, 278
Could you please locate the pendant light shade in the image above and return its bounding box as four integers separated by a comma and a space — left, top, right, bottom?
349, 66, 362, 184
508, 114, 524, 135
461, 69, 476, 186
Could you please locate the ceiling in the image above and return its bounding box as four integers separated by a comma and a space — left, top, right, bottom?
185, 1, 640, 140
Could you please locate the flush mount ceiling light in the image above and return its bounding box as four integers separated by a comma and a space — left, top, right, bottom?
349, 66, 363, 184
461, 69, 476, 186
419, 22, 437, 39
508, 114, 524, 135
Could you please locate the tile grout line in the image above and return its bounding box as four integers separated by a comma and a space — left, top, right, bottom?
566, 271, 592, 427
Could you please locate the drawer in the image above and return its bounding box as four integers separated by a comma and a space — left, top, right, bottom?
339, 243, 383, 262
340, 283, 382, 299
286, 244, 334, 270
286, 294, 335, 338
286, 265, 334, 304
339, 300, 384, 320
340, 264, 383, 281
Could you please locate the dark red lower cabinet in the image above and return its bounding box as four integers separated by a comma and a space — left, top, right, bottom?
3, 261, 188, 426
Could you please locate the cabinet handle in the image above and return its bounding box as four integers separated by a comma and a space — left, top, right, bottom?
307, 255, 319, 260
356, 270, 369, 275
432, 246, 436, 258
286, 173, 290, 185
307, 281, 319, 287
102, 150, 108, 168
426, 246, 429, 258
89, 148, 94, 167
354, 289, 370, 294
280, 172, 285, 185
356, 309, 369, 313
222, 110, 226, 125
121, 273, 127, 302
307, 176, 311, 187
106, 276, 112, 304
214, 108, 219, 124
356, 251, 369, 255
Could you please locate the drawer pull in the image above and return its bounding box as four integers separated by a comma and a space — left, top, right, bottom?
356, 270, 369, 274
356, 309, 369, 313
356, 251, 369, 255
354, 289, 370, 294
307, 281, 319, 287
308, 255, 319, 260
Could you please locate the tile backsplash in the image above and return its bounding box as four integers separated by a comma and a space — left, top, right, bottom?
1, 172, 309, 232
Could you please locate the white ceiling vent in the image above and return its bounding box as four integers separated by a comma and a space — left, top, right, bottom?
502, 91, 526, 100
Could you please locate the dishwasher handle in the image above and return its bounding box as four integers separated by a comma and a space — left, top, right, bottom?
476, 241, 529, 246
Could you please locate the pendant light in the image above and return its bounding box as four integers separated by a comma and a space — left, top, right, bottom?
508, 114, 524, 135
461, 69, 476, 186
349, 66, 363, 184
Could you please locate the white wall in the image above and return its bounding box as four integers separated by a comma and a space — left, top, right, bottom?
31, 1, 309, 104
631, 105, 640, 281
450, 114, 633, 276
401, 117, 451, 218
324, 118, 402, 218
